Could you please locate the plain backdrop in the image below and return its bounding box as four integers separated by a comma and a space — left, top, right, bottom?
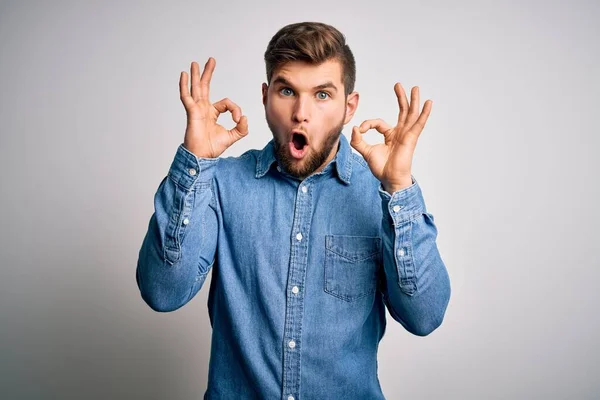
1, 1, 598, 399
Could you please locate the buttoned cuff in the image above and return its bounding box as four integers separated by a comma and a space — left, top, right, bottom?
378, 175, 426, 225
168, 144, 219, 191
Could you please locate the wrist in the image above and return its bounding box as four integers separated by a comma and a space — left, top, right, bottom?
382, 177, 413, 194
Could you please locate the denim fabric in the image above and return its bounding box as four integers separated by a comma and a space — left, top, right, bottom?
136, 133, 451, 399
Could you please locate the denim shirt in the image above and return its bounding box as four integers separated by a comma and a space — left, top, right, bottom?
136, 133, 451, 399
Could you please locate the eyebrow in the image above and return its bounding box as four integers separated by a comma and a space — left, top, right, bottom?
272, 76, 338, 93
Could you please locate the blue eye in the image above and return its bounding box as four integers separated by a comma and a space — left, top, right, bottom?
280, 88, 294, 96
317, 91, 329, 100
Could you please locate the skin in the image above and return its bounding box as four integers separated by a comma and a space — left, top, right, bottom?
261, 59, 358, 180
351, 83, 433, 193
179, 58, 249, 159
179, 57, 433, 194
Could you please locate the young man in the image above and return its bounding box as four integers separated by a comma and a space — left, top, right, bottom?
137, 21, 451, 399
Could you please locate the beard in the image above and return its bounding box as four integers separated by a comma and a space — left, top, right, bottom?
268, 111, 346, 180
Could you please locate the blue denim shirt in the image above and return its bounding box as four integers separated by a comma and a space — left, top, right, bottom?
136, 133, 451, 399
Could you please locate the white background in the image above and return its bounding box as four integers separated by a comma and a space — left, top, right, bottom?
0, 0, 598, 398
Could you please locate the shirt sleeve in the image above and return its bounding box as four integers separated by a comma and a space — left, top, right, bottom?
378, 175, 451, 336
136, 144, 220, 312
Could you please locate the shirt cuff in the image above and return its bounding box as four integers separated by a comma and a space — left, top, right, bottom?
167, 143, 219, 191
378, 174, 426, 225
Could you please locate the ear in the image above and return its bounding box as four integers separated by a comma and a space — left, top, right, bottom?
343, 91, 359, 124
262, 82, 268, 106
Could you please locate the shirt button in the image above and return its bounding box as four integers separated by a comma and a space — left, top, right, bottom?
292, 286, 299, 294
288, 340, 296, 349
301, 186, 307, 193
296, 232, 303, 241
393, 205, 402, 212
288, 396, 295, 400
188, 168, 197, 176
182, 218, 189, 225
397, 248, 405, 257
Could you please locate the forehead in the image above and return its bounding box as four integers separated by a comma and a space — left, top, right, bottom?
271, 59, 343, 89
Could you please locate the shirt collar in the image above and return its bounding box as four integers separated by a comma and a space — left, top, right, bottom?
255, 133, 353, 184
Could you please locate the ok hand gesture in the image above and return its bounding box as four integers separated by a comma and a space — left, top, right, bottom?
180, 57, 249, 158
350, 83, 432, 194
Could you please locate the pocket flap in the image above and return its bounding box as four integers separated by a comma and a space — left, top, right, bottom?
325, 235, 381, 262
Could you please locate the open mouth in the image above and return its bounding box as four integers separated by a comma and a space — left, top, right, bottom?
289, 131, 309, 159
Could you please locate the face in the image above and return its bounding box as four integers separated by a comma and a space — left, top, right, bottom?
262, 59, 359, 180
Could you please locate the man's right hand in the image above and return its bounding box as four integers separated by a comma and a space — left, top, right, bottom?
179, 57, 249, 158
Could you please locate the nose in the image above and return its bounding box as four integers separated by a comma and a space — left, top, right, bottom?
292, 95, 310, 123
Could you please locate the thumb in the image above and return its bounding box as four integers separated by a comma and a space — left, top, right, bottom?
350, 125, 371, 159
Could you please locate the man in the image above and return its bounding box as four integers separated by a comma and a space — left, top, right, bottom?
136, 21, 451, 399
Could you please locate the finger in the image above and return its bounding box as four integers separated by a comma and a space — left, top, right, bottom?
190, 61, 201, 102
412, 100, 433, 134
358, 118, 394, 138
406, 86, 420, 126
394, 83, 409, 125
199, 57, 215, 100
350, 125, 373, 159
229, 115, 249, 140
179, 71, 195, 109
213, 98, 242, 123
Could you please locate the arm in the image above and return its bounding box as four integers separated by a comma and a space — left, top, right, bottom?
136, 145, 219, 312
350, 82, 449, 335
378, 175, 451, 336
136, 57, 249, 312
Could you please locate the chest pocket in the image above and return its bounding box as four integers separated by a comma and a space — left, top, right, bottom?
324, 235, 382, 302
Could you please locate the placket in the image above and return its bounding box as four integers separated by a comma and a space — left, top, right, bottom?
281, 178, 313, 400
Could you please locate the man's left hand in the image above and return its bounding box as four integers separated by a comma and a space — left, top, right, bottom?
350, 83, 432, 194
